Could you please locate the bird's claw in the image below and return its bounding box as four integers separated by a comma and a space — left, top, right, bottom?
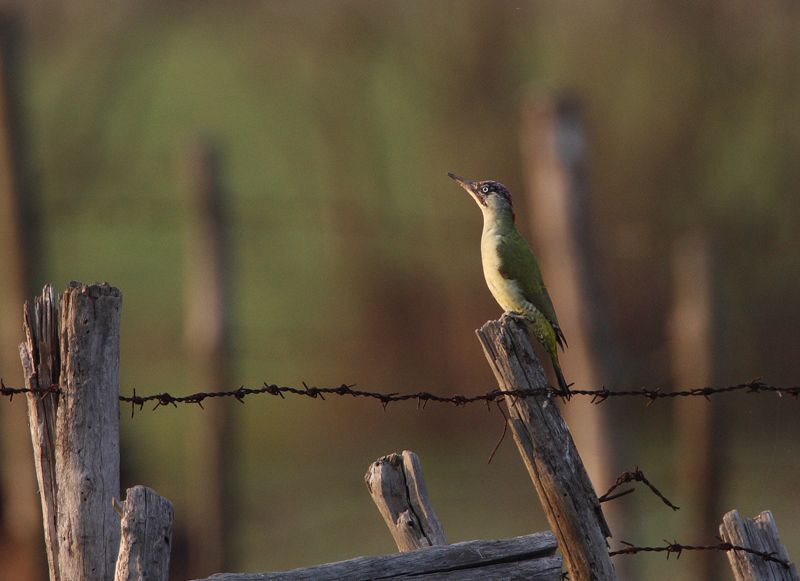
504, 311, 528, 324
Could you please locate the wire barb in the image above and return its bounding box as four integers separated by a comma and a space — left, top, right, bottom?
599, 467, 679, 510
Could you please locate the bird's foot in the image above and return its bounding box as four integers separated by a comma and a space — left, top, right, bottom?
503, 311, 529, 324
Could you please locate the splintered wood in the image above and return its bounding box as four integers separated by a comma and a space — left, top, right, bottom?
20, 283, 122, 581
720, 510, 799, 581
114, 486, 174, 581
365, 450, 447, 551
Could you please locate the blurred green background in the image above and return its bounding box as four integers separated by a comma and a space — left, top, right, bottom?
1, 1, 799, 579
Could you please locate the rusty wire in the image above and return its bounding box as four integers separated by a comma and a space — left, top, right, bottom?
0, 378, 798, 416
599, 466, 679, 511
4, 379, 795, 571
610, 540, 791, 569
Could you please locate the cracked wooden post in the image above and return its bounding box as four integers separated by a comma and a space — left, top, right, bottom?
365, 450, 447, 551
720, 510, 799, 581
476, 315, 616, 581
114, 486, 174, 581
20, 282, 122, 581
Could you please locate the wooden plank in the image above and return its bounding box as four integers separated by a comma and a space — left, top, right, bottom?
365, 450, 447, 551
476, 315, 616, 581
114, 486, 174, 581
20, 282, 122, 580
190, 532, 559, 581
405, 556, 562, 580
720, 510, 799, 581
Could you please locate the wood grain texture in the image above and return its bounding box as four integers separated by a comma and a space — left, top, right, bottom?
114, 486, 174, 581
191, 532, 559, 581
21, 282, 122, 581
57, 282, 122, 581
720, 510, 799, 581
476, 315, 616, 581
20, 284, 61, 579
365, 450, 446, 551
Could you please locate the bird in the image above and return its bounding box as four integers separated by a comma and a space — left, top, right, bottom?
448, 172, 570, 397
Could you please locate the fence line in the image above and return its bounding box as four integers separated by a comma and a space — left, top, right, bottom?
0, 378, 797, 416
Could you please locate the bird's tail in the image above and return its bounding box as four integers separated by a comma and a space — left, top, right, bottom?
554, 363, 571, 400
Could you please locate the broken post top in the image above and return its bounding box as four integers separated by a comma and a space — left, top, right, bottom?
20, 280, 122, 389
478, 314, 550, 388
365, 450, 447, 552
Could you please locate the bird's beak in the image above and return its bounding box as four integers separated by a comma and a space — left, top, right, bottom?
448, 172, 485, 206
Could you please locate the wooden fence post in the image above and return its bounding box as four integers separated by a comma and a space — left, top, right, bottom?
0, 11, 42, 579
519, 93, 623, 493
114, 486, 174, 581
670, 230, 722, 579
365, 450, 447, 551
476, 315, 616, 581
20, 282, 122, 580
720, 510, 799, 581
183, 140, 234, 576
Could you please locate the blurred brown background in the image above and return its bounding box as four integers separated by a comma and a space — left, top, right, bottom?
0, 1, 799, 579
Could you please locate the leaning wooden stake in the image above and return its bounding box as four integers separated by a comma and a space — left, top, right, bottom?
115, 486, 174, 581
720, 510, 799, 581
365, 450, 447, 551
476, 315, 616, 581
20, 282, 122, 581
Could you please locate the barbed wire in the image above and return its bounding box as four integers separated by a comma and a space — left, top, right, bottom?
1, 378, 798, 416
609, 539, 792, 569
598, 467, 679, 510
5, 378, 796, 571
597, 472, 792, 569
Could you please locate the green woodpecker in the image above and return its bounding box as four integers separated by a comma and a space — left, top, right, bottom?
449, 172, 570, 396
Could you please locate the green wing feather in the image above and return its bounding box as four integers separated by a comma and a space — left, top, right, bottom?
497, 227, 568, 349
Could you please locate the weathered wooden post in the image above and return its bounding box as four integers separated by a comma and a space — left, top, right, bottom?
476, 315, 616, 581
20, 282, 122, 580
0, 11, 42, 579
183, 140, 235, 576
519, 93, 622, 494
720, 510, 799, 581
670, 230, 722, 580
114, 486, 174, 581
365, 450, 447, 551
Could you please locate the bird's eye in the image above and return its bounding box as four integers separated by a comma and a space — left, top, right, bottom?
481, 186, 490, 193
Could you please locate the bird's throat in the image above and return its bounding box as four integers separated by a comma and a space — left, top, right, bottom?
481, 203, 515, 238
